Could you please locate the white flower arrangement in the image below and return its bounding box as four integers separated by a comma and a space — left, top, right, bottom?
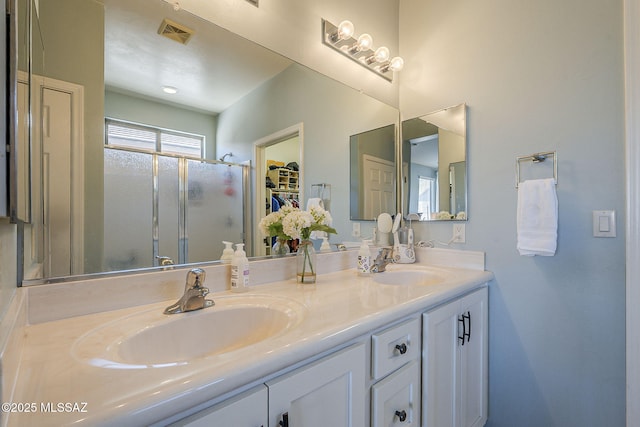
259, 205, 336, 241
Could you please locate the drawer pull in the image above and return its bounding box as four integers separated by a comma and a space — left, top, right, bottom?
395, 343, 408, 354
279, 412, 289, 427
395, 410, 407, 422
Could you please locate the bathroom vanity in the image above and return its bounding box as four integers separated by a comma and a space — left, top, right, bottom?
0, 248, 492, 427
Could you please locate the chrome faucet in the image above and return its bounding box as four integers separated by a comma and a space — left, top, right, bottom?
164, 268, 214, 314
371, 247, 394, 273
156, 255, 175, 269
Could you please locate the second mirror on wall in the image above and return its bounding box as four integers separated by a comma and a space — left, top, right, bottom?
401, 103, 467, 221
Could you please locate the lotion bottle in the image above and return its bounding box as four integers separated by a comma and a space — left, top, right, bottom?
230, 243, 249, 292
357, 239, 372, 276
220, 241, 234, 264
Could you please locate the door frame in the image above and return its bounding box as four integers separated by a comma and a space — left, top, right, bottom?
253, 123, 304, 256
31, 75, 85, 276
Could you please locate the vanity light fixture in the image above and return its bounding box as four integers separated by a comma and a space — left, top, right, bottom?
321, 18, 403, 82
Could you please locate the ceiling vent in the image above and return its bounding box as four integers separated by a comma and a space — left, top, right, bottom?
158, 18, 194, 45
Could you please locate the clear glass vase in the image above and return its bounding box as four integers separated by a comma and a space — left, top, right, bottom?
272, 238, 290, 257
296, 240, 317, 284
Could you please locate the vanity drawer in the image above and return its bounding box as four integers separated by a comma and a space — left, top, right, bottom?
371, 317, 421, 379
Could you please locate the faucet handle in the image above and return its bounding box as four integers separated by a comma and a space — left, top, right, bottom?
185, 268, 206, 290
377, 247, 392, 259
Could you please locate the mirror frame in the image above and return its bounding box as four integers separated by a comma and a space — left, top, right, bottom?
7, 0, 24, 222
400, 103, 468, 221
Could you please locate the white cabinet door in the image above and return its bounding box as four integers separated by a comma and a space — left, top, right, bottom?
459, 288, 488, 427
371, 360, 421, 427
423, 295, 461, 427
423, 287, 488, 427
267, 343, 366, 427
170, 385, 267, 426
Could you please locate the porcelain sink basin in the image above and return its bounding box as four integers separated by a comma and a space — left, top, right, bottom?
72, 294, 306, 368
372, 268, 448, 286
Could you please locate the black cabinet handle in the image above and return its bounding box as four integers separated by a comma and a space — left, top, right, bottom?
458, 311, 471, 345
458, 314, 466, 345
463, 311, 471, 343
279, 412, 289, 427
395, 343, 408, 354
395, 410, 407, 422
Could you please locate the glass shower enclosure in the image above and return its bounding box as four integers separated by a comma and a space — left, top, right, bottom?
103, 147, 247, 271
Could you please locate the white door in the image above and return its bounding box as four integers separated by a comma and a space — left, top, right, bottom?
170, 385, 268, 426
422, 288, 488, 427
459, 288, 488, 427
363, 154, 395, 219
267, 344, 366, 427
371, 361, 422, 427
423, 297, 460, 427
42, 88, 73, 277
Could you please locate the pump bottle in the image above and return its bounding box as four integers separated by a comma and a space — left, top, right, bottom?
357, 240, 372, 276
220, 241, 234, 264
230, 243, 250, 292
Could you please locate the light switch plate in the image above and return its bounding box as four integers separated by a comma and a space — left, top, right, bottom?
453, 223, 466, 243
593, 210, 616, 237
352, 222, 361, 237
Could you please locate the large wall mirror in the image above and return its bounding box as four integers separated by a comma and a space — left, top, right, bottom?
401, 104, 467, 221
13, 0, 399, 284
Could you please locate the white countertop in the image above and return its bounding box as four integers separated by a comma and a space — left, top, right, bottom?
4, 254, 493, 426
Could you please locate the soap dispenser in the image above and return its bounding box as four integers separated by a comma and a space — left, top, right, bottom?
220, 241, 234, 264
230, 243, 249, 292
357, 239, 372, 276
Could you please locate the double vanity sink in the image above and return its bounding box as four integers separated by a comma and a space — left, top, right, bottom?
73, 294, 307, 368
3, 249, 493, 426
75, 265, 449, 369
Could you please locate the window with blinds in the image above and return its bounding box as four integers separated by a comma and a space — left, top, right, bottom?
105, 118, 204, 158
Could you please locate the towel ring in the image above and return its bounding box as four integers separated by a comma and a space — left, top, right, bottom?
516, 151, 557, 188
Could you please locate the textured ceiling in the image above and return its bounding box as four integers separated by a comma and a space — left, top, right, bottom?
103, 0, 293, 114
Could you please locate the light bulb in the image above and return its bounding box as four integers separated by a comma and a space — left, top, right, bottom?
365, 46, 389, 65
337, 20, 355, 40
356, 33, 373, 50
349, 33, 373, 54
374, 46, 390, 62
388, 56, 404, 71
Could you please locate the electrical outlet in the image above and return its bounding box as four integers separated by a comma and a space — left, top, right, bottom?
452, 223, 466, 243
352, 222, 361, 237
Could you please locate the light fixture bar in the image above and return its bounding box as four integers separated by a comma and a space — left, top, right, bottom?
321, 19, 402, 82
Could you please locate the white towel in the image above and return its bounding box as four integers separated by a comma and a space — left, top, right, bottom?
517, 178, 558, 256
306, 198, 325, 239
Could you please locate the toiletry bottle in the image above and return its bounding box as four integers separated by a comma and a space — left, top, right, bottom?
220, 241, 234, 264
320, 237, 331, 252
230, 243, 249, 292
357, 239, 371, 276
